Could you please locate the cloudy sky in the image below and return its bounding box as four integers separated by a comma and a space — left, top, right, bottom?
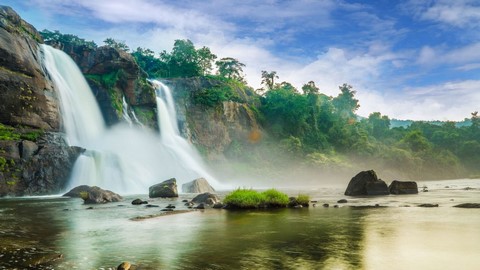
5, 0, 480, 121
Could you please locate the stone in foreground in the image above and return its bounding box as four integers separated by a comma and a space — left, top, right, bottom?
191, 192, 221, 205
344, 170, 389, 196
181, 177, 215, 193
149, 178, 178, 198
63, 185, 123, 204
389, 180, 418, 195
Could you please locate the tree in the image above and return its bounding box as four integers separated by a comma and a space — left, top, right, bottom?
103, 38, 130, 52
261, 70, 279, 91
197, 46, 217, 75
302, 81, 319, 95
215, 57, 246, 81
131, 47, 167, 78
368, 112, 390, 139
400, 130, 431, 152
332, 83, 359, 119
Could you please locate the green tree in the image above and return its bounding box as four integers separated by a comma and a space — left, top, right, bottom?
197, 46, 217, 75
215, 57, 246, 81
131, 47, 167, 78
332, 83, 359, 119
400, 130, 431, 152
261, 70, 279, 91
368, 112, 390, 139
103, 38, 130, 52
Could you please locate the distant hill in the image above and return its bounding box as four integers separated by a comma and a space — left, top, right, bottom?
390, 119, 472, 128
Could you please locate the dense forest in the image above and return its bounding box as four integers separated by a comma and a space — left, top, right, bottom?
40, 30, 480, 180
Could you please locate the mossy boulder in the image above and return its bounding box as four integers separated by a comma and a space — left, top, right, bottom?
149, 178, 178, 198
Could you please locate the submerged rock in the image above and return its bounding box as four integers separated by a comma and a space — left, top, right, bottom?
191, 192, 221, 205
344, 170, 389, 196
337, 199, 348, 203
389, 180, 418, 195
453, 203, 480, 208
149, 178, 178, 198
181, 177, 215, 193
63, 185, 123, 204
131, 198, 148, 205
418, 203, 439, 208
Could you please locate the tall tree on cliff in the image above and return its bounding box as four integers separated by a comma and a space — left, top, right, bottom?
215, 57, 246, 82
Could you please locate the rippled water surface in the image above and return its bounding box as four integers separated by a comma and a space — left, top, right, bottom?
1, 179, 479, 269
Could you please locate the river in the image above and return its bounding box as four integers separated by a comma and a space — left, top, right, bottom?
1, 178, 479, 269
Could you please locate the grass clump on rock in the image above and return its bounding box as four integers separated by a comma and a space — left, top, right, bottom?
224, 188, 290, 209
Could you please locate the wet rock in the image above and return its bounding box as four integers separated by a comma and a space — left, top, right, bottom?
293, 205, 303, 209
323, 203, 329, 207
146, 204, 159, 208
453, 203, 480, 208
333, 205, 339, 208
182, 177, 216, 193
161, 208, 174, 211
117, 261, 131, 270
418, 203, 439, 208
185, 202, 194, 207
337, 199, 348, 203
195, 203, 206, 209
191, 192, 220, 205
182, 199, 189, 202
389, 180, 418, 195
344, 170, 389, 196
20, 140, 38, 159
212, 202, 224, 209
63, 185, 123, 204
149, 178, 178, 198
165, 204, 176, 209
131, 199, 148, 205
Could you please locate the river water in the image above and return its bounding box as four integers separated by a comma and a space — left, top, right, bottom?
1, 179, 479, 270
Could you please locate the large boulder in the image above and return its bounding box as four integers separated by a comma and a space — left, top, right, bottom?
182, 177, 215, 193
63, 185, 123, 204
191, 192, 221, 205
149, 178, 178, 198
389, 180, 418, 195
344, 170, 389, 196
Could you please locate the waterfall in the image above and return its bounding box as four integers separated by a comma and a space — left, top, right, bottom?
41, 45, 220, 194
41, 45, 105, 147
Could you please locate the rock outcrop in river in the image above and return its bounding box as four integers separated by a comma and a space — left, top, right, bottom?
344, 170, 389, 196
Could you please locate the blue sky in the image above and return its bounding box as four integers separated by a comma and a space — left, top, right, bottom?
4, 0, 480, 121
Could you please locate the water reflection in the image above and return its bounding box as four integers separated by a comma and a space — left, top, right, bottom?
1, 179, 480, 269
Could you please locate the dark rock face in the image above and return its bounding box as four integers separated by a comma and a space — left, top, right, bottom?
63, 185, 123, 204
163, 77, 260, 160
344, 170, 389, 196
47, 40, 157, 128
191, 192, 220, 205
389, 180, 418, 195
0, 132, 83, 196
0, 6, 60, 130
181, 177, 215, 193
149, 178, 178, 198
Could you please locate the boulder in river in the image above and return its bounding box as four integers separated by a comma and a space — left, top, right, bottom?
149, 178, 178, 198
181, 177, 215, 193
389, 180, 418, 195
131, 199, 148, 205
63, 185, 123, 204
453, 203, 480, 208
191, 192, 221, 205
344, 170, 389, 196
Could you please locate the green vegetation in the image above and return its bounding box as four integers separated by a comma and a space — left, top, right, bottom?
0, 124, 43, 141
0, 157, 7, 171
296, 194, 310, 206
223, 188, 291, 209
40, 30, 97, 49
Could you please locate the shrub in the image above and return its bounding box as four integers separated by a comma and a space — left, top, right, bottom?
262, 189, 289, 207
224, 189, 265, 209
296, 194, 310, 206
223, 188, 290, 209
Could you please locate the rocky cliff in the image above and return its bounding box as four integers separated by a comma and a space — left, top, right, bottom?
45, 38, 157, 128
163, 77, 261, 160
0, 6, 82, 196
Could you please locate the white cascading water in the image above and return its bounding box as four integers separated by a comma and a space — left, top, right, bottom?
41, 45, 221, 194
